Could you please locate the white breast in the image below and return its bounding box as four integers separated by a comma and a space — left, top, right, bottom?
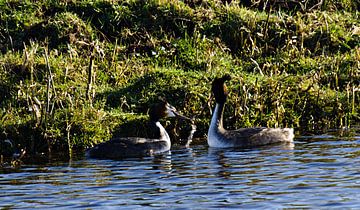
207, 131, 231, 148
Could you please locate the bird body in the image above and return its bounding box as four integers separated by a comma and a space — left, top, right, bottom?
207, 75, 294, 148
87, 101, 178, 159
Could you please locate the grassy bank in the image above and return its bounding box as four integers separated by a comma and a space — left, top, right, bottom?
0, 0, 359, 157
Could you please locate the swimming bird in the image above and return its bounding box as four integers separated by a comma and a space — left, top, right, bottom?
207, 75, 294, 148
87, 100, 187, 159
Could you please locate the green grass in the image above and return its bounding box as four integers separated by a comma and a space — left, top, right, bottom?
0, 0, 359, 157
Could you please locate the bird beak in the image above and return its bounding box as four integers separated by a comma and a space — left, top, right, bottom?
174, 111, 193, 121
165, 103, 193, 121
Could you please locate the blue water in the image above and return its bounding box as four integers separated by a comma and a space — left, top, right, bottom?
1, 135, 360, 209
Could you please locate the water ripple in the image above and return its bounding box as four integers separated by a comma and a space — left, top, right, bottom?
1, 136, 360, 209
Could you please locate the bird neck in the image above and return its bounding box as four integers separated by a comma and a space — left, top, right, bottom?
155, 121, 171, 144
210, 102, 225, 131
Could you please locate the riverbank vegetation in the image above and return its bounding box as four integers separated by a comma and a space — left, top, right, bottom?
0, 0, 359, 158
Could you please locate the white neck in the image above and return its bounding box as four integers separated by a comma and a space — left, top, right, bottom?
208, 103, 229, 148
209, 103, 223, 130
156, 121, 171, 145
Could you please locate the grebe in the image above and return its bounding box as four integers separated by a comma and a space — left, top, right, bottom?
207, 75, 294, 148
87, 100, 185, 159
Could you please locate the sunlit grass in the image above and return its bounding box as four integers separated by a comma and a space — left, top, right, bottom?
0, 0, 359, 156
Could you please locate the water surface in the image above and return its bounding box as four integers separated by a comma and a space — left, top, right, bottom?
1, 135, 360, 209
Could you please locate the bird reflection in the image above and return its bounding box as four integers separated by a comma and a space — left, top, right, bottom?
216, 152, 232, 179
208, 141, 295, 179
260, 142, 295, 150
207, 147, 233, 179
152, 151, 172, 172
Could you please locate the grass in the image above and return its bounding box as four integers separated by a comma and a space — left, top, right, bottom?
0, 0, 359, 158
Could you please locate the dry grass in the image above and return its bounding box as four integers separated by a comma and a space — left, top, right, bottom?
0, 0, 359, 157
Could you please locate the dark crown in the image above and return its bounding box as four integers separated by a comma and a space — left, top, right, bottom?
211, 74, 231, 104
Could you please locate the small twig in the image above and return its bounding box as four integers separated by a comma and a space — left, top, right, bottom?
86, 44, 96, 106
44, 47, 56, 154
186, 92, 216, 147
44, 51, 51, 116
66, 121, 72, 158
308, 0, 324, 11
44, 48, 56, 115
199, 94, 213, 119
250, 58, 264, 76
185, 124, 197, 148
181, 94, 213, 148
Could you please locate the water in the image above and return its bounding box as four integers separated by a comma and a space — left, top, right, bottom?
1, 135, 360, 209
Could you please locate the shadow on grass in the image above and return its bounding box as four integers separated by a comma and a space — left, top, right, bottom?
96, 71, 198, 145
